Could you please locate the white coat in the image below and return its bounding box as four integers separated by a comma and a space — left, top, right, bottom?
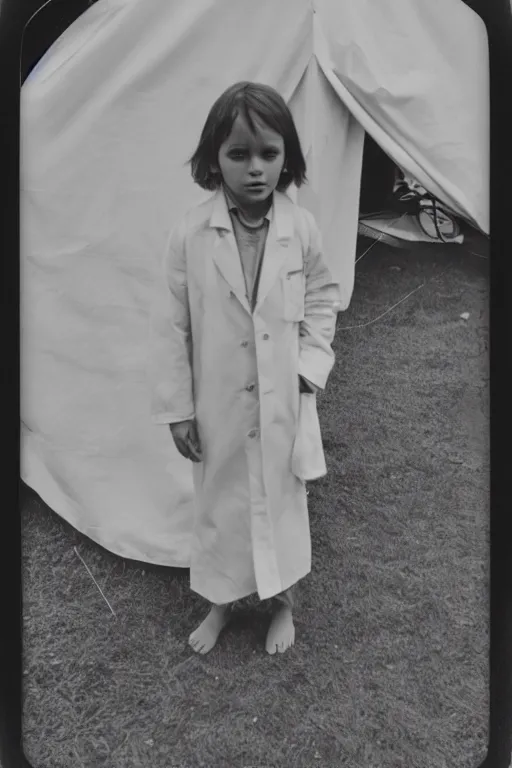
150, 189, 338, 604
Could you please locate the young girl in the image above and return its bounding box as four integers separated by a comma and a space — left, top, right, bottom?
150, 82, 338, 655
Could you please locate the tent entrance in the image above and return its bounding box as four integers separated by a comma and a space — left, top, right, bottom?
358, 133, 470, 248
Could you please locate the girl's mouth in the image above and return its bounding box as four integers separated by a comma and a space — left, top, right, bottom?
245, 182, 267, 191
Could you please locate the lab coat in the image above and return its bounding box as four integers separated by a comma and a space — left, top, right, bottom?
150, 189, 338, 604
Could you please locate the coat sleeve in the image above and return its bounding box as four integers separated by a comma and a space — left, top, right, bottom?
298, 211, 339, 391
149, 222, 195, 424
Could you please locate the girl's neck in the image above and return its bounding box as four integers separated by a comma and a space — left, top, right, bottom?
223, 186, 273, 224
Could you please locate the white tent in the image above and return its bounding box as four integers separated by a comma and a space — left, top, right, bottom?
20, 0, 489, 566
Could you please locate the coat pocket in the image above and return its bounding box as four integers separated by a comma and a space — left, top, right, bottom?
282, 268, 305, 322
291, 393, 327, 482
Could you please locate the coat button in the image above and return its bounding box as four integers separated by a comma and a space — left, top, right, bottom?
241, 341, 248, 348
248, 429, 259, 439
246, 384, 255, 392
263, 333, 269, 340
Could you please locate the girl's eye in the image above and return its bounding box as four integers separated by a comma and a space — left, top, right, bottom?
229, 151, 246, 160
264, 151, 279, 159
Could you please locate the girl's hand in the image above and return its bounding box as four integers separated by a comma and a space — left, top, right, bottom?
169, 420, 203, 462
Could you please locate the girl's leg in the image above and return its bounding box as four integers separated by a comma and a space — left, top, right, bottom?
189, 603, 231, 655
265, 586, 295, 655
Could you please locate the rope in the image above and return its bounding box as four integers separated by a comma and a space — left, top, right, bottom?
337, 282, 427, 331
337, 265, 452, 332
356, 213, 406, 264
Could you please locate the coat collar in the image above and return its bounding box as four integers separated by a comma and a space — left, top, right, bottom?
208, 188, 296, 316
209, 188, 294, 240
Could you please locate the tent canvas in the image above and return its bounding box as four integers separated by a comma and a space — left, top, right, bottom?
20, 0, 489, 566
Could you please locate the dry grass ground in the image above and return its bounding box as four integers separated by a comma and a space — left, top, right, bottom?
21, 231, 489, 768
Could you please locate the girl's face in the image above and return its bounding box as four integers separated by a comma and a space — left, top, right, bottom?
216, 110, 285, 212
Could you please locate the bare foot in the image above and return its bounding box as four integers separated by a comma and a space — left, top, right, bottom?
189, 605, 230, 655
265, 604, 295, 655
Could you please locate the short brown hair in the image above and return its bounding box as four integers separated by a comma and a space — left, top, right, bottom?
189, 81, 307, 191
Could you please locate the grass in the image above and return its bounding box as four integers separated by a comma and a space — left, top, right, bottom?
21, 229, 489, 768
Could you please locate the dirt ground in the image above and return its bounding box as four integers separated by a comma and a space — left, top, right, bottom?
21, 230, 489, 768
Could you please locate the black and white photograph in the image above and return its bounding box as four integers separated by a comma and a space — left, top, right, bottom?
11, 0, 500, 766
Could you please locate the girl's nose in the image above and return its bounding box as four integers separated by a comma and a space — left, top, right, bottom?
248, 157, 263, 175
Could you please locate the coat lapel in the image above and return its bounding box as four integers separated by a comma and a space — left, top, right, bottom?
209, 190, 250, 313
208, 189, 295, 316
253, 191, 295, 315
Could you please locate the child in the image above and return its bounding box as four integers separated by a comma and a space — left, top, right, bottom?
150, 81, 338, 655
